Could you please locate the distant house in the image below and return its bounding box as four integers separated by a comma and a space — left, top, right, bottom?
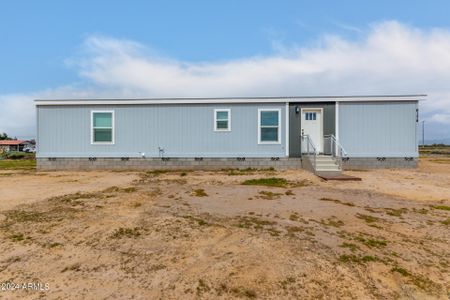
0, 140, 31, 152
35, 95, 423, 174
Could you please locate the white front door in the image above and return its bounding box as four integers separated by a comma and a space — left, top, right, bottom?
301, 108, 323, 152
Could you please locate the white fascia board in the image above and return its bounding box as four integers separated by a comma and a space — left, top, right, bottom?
34, 95, 426, 106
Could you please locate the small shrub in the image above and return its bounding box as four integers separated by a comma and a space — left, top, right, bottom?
5, 210, 48, 223
339, 254, 378, 264
9, 233, 25, 242
242, 177, 288, 187
354, 236, 388, 248
182, 215, 209, 226
6, 151, 26, 160
149, 169, 169, 175
321, 216, 344, 227
235, 216, 276, 229
289, 213, 299, 221
356, 213, 380, 223
257, 190, 283, 200
339, 242, 360, 252
196, 279, 211, 295
192, 189, 208, 197
47, 242, 63, 248
385, 208, 408, 217
61, 263, 81, 273
431, 205, 450, 211
391, 267, 410, 276
440, 218, 450, 225
320, 197, 355, 207
110, 227, 141, 239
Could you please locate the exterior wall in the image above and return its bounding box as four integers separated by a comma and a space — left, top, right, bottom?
338, 101, 418, 157
36, 157, 302, 171
289, 102, 335, 157
37, 103, 287, 158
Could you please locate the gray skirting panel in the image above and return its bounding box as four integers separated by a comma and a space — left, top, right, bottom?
36, 157, 303, 171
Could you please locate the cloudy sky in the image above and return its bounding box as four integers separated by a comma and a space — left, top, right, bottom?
1, 1, 450, 140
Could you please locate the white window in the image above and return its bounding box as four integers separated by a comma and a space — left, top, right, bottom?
214, 109, 231, 131
91, 111, 114, 144
258, 109, 281, 144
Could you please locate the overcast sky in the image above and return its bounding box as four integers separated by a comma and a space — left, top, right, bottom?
1, 1, 449, 140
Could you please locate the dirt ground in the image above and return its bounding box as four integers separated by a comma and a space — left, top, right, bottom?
0, 158, 449, 299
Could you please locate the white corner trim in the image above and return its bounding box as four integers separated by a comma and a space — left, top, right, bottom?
91, 110, 115, 145
285, 103, 289, 156
213, 109, 231, 132
257, 108, 282, 145
335, 101, 339, 141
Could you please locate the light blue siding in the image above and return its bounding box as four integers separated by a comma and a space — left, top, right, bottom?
339, 101, 418, 157
37, 103, 287, 158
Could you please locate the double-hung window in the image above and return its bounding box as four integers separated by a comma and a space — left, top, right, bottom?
258, 109, 281, 144
214, 109, 231, 131
91, 111, 114, 144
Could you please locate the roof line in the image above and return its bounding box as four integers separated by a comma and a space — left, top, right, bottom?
34, 94, 427, 102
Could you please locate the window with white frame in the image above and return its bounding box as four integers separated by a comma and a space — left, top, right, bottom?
258, 109, 280, 143
214, 109, 231, 131
92, 111, 114, 144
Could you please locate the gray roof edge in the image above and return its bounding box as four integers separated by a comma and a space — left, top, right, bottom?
34, 94, 426, 102
34, 94, 426, 106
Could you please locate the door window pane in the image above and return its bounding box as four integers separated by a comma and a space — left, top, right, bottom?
305, 112, 317, 121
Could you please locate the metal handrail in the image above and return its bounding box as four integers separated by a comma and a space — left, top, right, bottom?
301, 134, 318, 172
323, 134, 347, 170
324, 134, 348, 156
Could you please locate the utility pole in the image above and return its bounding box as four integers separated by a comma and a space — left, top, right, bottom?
422, 120, 425, 147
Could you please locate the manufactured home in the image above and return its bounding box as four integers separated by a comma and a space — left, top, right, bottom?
35, 95, 423, 174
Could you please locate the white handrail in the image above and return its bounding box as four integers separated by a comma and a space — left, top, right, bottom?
324, 134, 348, 157
323, 134, 347, 170
301, 134, 318, 172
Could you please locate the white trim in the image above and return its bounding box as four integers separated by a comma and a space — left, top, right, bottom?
285, 102, 289, 156
258, 108, 281, 145
335, 101, 339, 141
35, 95, 426, 106
213, 109, 231, 132
300, 107, 323, 152
91, 110, 115, 145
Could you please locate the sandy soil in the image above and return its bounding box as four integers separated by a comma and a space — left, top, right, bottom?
0, 158, 449, 299
0, 171, 138, 211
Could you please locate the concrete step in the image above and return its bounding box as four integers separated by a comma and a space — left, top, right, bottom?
315, 160, 336, 164
316, 162, 339, 168
316, 159, 338, 164
316, 165, 341, 171
315, 158, 336, 162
